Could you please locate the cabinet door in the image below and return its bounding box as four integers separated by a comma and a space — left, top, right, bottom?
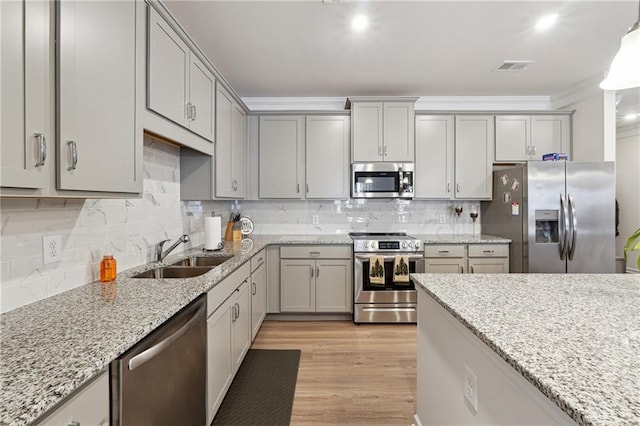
215, 84, 233, 197
1, 0, 50, 190
315, 259, 352, 313
280, 259, 315, 312
259, 116, 304, 198
232, 278, 251, 370
530, 115, 570, 159
306, 116, 350, 199
188, 54, 215, 141
415, 115, 454, 199
495, 115, 529, 162
251, 261, 267, 340
58, 0, 138, 192
468, 258, 509, 273
425, 258, 466, 273
147, 6, 189, 129
352, 102, 383, 162
206, 297, 233, 424
454, 116, 494, 199
383, 102, 414, 162
231, 103, 246, 198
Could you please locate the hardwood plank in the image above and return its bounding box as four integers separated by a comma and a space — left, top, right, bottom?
251, 321, 416, 425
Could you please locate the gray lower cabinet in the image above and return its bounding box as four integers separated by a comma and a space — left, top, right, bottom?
279, 246, 352, 313
206, 263, 251, 424
35, 371, 109, 426
425, 244, 509, 274
250, 250, 267, 340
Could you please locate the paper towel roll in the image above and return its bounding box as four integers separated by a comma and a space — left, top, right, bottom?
204, 216, 222, 250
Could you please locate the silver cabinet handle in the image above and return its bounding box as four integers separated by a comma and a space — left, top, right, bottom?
67, 141, 78, 170
459, 265, 463, 273
252, 282, 256, 296
384, 145, 388, 156
316, 266, 320, 277
257, 257, 264, 264
470, 265, 474, 273
232, 180, 238, 191
438, 250, 450, 254
129, 302, 205, 370
378, 145, 382, 157
297, 183, 300, 193
309, 251, 320, 256
306, 183, 309, 193
447, 183, 451, 193
186, 102, 192, 120
530, 145, 536, 156
482, 250, 494, 254
68, 422, 80, 426
310, 266, 314, 278
236, 302, 240, 319
34, 133, 46, 167
231, 303, 237, 322
456, 183, 461, 193
568, 194, 577, 260
191, 104, 197, 120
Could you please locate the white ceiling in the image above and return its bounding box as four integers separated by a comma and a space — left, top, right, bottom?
164, 0, 639, 119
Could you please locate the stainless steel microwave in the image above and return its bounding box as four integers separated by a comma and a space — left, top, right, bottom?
351, 163, 414, 199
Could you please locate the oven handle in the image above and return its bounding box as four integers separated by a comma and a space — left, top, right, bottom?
355, 254, 424, 261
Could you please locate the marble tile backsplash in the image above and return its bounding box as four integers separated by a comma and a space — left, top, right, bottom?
1, 137, 481, 313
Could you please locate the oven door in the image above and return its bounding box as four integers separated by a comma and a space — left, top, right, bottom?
354, 253, 424, 304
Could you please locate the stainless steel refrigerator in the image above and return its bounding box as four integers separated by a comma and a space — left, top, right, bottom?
481, 162, 615, 273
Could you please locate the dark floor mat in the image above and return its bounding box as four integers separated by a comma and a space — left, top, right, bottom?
212, 349, 301, 426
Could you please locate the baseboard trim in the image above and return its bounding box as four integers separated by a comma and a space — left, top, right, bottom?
265, 313, 352, 321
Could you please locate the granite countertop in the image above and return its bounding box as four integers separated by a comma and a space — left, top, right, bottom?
0, 234, 352, 426
411, 273, 640, 426
413, 233, 511, 244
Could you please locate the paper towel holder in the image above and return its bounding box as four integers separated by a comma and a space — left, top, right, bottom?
203, 241, 224, 252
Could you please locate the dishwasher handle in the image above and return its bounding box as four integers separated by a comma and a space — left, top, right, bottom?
128, 302, 205, 371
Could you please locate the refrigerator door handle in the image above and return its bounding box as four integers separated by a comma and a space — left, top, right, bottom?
568, 194, 577, 260
560, 194, 570, 260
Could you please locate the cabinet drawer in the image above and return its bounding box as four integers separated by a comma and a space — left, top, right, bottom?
251, 249, 265, 272
468, 244, 509, 258
280, 245, 351, 259
207, 262, 250, 317
424, 245, 465, 258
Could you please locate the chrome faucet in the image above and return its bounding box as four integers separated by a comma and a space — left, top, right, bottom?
156, 234, 190, 262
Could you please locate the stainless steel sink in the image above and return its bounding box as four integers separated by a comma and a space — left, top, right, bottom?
169, 255, 233, 268
132, 266, 213, 279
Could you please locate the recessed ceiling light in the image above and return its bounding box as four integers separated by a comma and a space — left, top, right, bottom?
624, 113, 639, 121
535, 13, 559, 32
352, 14, 368, 32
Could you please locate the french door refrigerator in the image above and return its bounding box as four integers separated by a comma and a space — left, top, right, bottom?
481, 162, 615, 273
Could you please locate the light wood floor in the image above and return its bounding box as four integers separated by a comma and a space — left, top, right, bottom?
251, 320, 417, 425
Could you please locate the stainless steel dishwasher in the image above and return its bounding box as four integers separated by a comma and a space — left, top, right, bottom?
111, 295, 206, 425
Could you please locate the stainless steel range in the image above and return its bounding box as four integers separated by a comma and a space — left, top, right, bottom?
351, 232, 424, 323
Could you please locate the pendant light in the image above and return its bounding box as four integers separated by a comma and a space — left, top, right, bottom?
600, 0, 640, 90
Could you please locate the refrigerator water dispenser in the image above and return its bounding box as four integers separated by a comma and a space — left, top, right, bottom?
535, 210, 559, 243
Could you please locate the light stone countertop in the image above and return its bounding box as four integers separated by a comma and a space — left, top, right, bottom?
411, 273, 640, 426
413, 233, 511, 244
0, 234, 351, 426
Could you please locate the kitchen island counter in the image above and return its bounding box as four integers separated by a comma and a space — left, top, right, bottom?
411, 273, 639, 426
0, 234, 351, 425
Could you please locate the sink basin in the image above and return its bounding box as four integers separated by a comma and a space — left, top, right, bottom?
170, 255, 233, 268
132, 266, 213, 279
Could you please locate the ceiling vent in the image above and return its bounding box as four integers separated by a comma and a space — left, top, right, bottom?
493, 61, 535, 72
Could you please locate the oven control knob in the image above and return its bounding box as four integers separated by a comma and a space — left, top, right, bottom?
363, 242, 369, 249
402, 242, 407, 249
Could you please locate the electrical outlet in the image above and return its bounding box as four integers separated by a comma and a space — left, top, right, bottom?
464, 364, 478, 412
439, 214, 447, 224
43, 234, 62, 264
312, 215, 320, 225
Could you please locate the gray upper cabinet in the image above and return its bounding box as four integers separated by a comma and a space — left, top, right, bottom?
351, 98, 416, 162
259, 116, 305, 199
305, 116, 350, 199
1, 0, 51, 191
415, 115, 454, 199
454, 116, 494, 200
215, 83, 246, 198
147, 7, 215, 142
57, 0, 140, 193
495, 114, 571, 162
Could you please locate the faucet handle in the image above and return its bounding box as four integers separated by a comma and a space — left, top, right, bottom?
156, 239, 171, 260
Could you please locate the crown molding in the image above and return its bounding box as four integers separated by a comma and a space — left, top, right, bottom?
551, 74, 605, 109
242, 96, 553, 112
414, 96, 551, 111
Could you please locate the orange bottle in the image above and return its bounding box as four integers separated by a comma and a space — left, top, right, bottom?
100, 254, 117, 282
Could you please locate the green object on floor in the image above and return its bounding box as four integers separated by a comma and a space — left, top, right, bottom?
212, 349, 301, 426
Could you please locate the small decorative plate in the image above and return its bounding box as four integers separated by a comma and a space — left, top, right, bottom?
240, 217, 254, 235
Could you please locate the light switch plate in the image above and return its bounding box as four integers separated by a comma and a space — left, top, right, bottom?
43, 234, 62, 264
312, 215, 320, 225
464, 364, 478, 412
439, 214, 447, 224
